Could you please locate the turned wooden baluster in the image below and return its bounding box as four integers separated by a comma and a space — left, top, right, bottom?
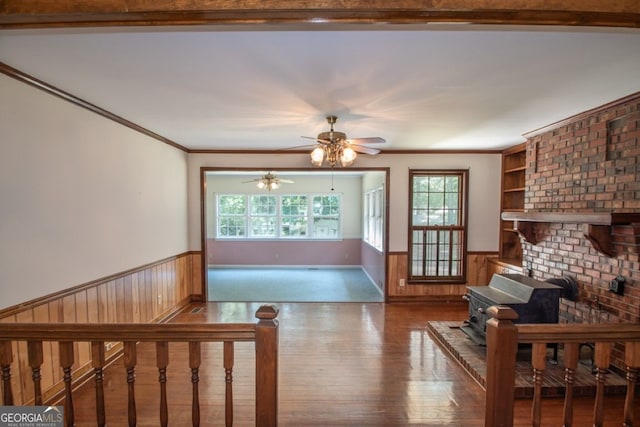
0, 341, 14, 405
157, 341, 169, 427
189, 342, 201, 427
530, 342, 547, 427
255, 305, 279, 427
561, 342, 579, 427
224, 341, 234, 427
92, 341, 106, 427
623, 341, 640, 427
27, 340, 44, 405
59, 341, 75, 426
592, 342, 612, 427
124, 341, 137, 427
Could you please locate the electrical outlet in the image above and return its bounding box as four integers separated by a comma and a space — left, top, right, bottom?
399, 279, 405, 287
609, 276, 626, 295
157, 295, 162, 305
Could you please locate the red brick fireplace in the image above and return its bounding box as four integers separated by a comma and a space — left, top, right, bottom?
512, 92, 640, 366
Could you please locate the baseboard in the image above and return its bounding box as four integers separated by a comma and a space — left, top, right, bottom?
207, 264, 363, 269
387, 296, 467, 304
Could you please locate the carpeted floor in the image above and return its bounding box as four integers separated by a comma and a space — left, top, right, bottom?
207, 267, 384, 302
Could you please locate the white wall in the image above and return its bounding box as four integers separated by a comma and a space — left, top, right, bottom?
188, 152, 501, 252
0, 75, 189, 310
362, 171, 386, 193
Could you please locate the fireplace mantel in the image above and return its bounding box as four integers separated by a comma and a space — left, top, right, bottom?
501, 212, 640, 257
501, 212, 640, 225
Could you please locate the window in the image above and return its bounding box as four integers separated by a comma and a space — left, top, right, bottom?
249, 195, 276, 237
312, 195, 340, 238
216, 193, 341, 240
364, 186, 383, 251
281, 195, 308, 238
218, 195, 246, 237
409, 170, 467, 283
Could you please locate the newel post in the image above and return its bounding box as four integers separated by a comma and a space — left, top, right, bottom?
255, 304, 279, 427
484, 305, 519, 427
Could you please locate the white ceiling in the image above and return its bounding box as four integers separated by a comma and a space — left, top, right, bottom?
2, 24, 640, 152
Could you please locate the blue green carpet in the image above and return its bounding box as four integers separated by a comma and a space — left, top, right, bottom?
207, 267, 383, 302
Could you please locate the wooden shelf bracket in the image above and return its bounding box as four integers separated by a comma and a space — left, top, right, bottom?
584, 225, 615, 257
514, 221, 540, 245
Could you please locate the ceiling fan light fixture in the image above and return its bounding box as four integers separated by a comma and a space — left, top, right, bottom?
244, 172, 293, 190
340, 146, 357, 166
256, 172, 280, 191
306, 115, 383, 168
310, 146, 325, 166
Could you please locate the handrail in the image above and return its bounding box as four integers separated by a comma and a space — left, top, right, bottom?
485, 305, 640, 427
516, 322, 640, 343
0, 322, 259, 341
0, 304, 279, 427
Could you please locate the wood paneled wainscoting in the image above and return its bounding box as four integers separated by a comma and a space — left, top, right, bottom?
0, 252, 200, 406
387, 252, 495, 301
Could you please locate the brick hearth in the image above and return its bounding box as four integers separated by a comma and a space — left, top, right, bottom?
427, 321, 628, 399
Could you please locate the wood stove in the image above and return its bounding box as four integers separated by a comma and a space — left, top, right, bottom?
461, 274, 562, 345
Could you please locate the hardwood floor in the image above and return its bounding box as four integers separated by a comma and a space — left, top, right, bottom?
69, 302, 633, 426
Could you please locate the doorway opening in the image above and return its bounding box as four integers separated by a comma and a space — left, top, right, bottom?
201, 168, 389, 302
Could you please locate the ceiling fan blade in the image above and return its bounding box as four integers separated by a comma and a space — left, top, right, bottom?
302, 136, 332, 144
279, 179, 295, 183
241, 179, 260, 183
277, 144, 317, 151
347, 137, 386, 144
351, 144, 380, 155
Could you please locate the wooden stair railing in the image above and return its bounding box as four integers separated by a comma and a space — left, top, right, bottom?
0, 304, 278, 427
485, 305, 640, 427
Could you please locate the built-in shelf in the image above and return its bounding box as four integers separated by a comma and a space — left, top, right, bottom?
500, 211, 640, 257
504, 166, 526, 173
498, 143, 526, 267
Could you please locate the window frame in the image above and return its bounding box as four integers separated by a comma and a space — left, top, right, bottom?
280, 194, 309, 239
363, 186, 384, 251
408, 170, 468, 284
248, 194, 277, 238
311, 194, 342, 238
217, 194, 247, 238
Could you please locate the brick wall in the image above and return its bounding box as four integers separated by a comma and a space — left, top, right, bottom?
521, 93, 640, 329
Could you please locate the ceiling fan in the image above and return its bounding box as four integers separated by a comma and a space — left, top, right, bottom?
242, 172, 293, 191
302, 116, 385, 168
